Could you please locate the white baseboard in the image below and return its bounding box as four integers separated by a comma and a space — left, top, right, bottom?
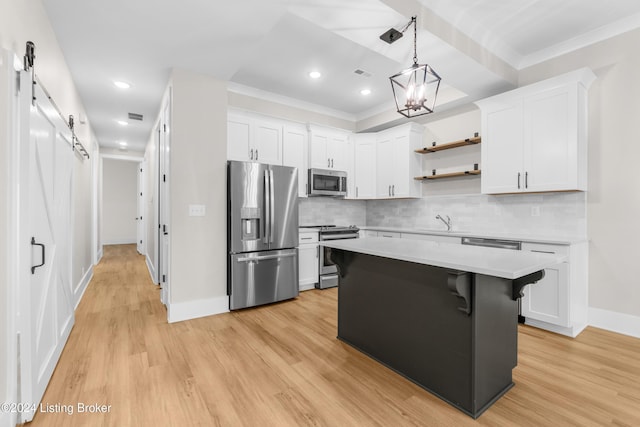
145, 255, 157, 284
96, 247, 103, 263
74, 265, 94, 309
299, 283, 316, 292
589, 307, 640, 338
167, 296, 229, 323
103, 238, 137, 245
524, 318, 586, 338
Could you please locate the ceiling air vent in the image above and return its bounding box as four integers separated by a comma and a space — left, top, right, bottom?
354, 69, 372, 78
128, 112, 143, 121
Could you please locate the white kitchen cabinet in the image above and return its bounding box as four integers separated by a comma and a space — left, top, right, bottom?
309, 125, 350, 171
282, 122, 308, 197
253, 117, 283, 165
476, 68, 595, 194
353, 133, 377, 199
227, 112, 283, 164
298, 231, 319, 291
521, 242, 588, 337
227, 113, 252, 162
376, 123, 423, 199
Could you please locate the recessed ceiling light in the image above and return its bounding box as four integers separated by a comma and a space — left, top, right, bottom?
309, 71, 322, 79
360, 88, 372, 96
119, 141, 128, 146
114, 81, 131, 89
117, 120, 128, 126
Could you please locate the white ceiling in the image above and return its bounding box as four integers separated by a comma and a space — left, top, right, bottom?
40, 0, 640, 152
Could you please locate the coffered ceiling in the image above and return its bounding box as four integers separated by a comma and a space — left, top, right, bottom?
40, 0, 640, 152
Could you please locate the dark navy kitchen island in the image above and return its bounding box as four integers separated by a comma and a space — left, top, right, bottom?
324, 238, 564, 418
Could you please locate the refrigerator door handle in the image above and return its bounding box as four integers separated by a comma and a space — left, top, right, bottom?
269, 169, 275, 243
237, 252, 297, 262
264, 169, 270, 244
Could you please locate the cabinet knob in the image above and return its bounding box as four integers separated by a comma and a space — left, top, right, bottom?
250, 148, 254, 160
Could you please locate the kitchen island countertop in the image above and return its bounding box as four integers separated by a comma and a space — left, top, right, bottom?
321, 237, 565, 280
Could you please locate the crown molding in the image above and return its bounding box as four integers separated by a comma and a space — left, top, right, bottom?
518, 12, 640, 69
227, 82, 357, 123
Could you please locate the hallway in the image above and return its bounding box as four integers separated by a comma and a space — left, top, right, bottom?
26, 245, 640, 426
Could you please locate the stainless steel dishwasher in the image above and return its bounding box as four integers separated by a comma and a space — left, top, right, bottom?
461, 236, 525, 322
461, 237, 522, 250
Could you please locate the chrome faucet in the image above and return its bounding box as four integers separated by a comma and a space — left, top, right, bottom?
436, 214, 452, 232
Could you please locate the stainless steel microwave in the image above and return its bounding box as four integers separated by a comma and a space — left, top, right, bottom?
308, 168, 347, 197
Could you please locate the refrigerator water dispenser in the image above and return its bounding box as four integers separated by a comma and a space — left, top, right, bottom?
241, 207, 261, 240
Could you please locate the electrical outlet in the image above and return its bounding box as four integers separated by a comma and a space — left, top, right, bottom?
531, 206, 540, 217
189, 204, 206, 217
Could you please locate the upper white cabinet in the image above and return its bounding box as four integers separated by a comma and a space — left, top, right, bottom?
353, 133, 377, 199
227, 112, 282, 165
309, 125, 350, 171
476, 68, 595, 194
282, 122, 308, 197
375, 123, 423, 199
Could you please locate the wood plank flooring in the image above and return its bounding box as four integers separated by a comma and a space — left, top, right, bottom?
24, 244, 640, 426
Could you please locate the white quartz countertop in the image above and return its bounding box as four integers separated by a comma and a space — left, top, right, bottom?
320, 237, 566, 280
360, 226, 587, 245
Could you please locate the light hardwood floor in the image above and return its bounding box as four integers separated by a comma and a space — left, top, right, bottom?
25, 244, 640, 426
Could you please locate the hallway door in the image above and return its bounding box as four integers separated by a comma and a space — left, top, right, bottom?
17, 75, 75, 422
137, 160, 145, 254
158, 93, 171, 306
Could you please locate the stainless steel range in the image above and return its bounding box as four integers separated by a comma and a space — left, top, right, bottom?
301, 225, 359, 289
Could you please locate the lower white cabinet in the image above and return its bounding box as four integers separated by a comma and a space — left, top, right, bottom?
520, 242, 588, 337
298, 231, 319, 291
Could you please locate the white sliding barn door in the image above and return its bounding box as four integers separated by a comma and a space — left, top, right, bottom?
17, 75, 75, 422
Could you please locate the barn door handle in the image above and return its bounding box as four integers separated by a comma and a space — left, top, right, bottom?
31, 237, 45, 274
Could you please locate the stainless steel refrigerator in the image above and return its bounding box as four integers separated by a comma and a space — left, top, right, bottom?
227, 160, 299, 310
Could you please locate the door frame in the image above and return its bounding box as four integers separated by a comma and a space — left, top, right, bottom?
3, 49, 23, 427
98, 153, 143, 253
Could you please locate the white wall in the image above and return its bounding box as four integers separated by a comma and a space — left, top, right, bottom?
518, 28, 640, 320
102, 158, 139, 245
0, 0, 97, 419
167, 68, 228, 316
144, 126, 159, 282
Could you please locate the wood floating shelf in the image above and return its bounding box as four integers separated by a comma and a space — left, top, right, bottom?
415, 135, 481, 153
415, 170, 481, 180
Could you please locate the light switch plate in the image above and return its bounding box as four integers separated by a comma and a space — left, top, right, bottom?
189, 204, 206, 217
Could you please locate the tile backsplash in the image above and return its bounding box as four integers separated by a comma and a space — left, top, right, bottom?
299, 197, 366, 226
366, 192, 586, 239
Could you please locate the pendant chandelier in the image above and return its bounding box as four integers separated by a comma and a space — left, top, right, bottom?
384, 16, 441, 118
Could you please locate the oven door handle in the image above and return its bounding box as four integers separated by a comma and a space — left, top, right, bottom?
320, 234, 359, 240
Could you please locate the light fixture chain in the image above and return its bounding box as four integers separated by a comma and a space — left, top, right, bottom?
413, 16, 418, 64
